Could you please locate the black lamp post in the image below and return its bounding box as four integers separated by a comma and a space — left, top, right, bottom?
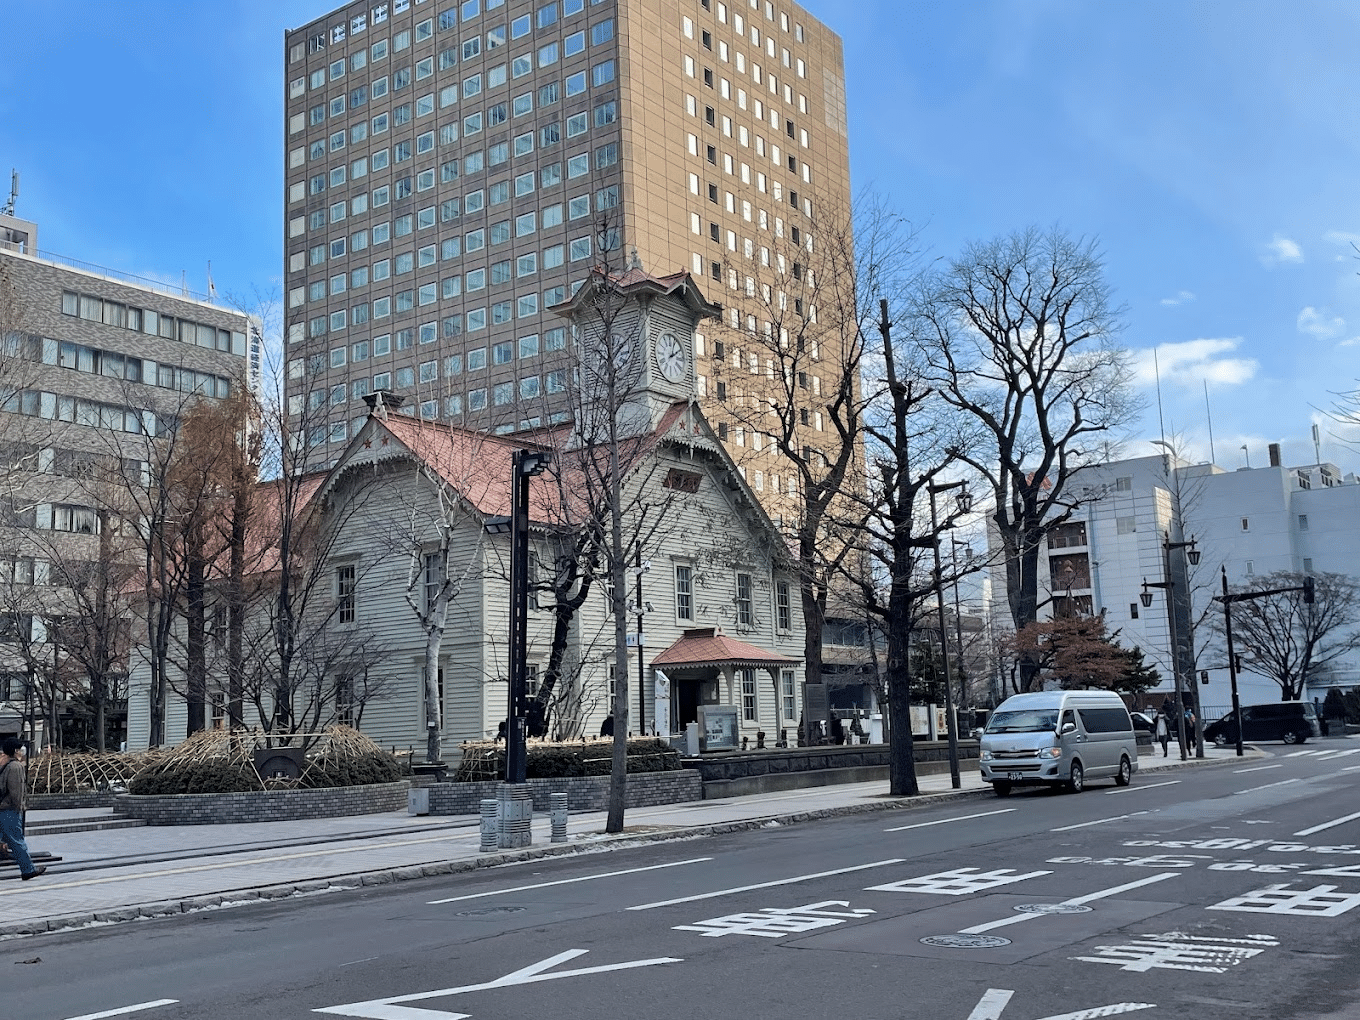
928, 479, 972, 790
1140, 533, 1202, 760
502, 449, 552, 784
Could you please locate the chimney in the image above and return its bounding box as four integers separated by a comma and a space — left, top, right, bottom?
1268, 443, 1281, 468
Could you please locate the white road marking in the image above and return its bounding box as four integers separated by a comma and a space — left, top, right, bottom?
1342, 765, 1360, 773
314, 950, 681, 1018
1294, 811, 1360, 837
1051, 812, 1148, 832
427, 857, 712, 904
1234, 764, 1283, 773
1105, 780, 1180, 795
1234, 779, 1300, 795
1286, 750, 1320, 757
626, 859, 904, 911
964, 990, 1156, 1020
959, 873, 1179, 934
62, 1002, 179, 1020
967, 989, 1015, 1020
1036, 1003, 1157, 1020
1209, 883, 1360, 916
884, 807, 1015, 832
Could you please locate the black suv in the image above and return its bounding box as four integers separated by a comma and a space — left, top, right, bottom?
1203, 702, 1322, 746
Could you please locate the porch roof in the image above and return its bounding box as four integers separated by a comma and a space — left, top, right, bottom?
652, 627, 800, 670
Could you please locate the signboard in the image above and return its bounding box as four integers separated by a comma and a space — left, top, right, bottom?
803, 682, 828, 732
698, 704, 740, 751
654, 670, 672, 736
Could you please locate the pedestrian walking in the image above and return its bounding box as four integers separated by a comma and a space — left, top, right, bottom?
599, 714, 614, 738
0, 737, 46, 881
1154, 711, 1170, 757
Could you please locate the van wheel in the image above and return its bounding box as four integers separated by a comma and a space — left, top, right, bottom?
1067, 761, 1085, 793
1282, 730, 1303, 745
1213, 733, 1229, 748
1115, 756, 1132, 786
993, 782, 1012, 798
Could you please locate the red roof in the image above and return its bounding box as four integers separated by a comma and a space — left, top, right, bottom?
651, 627, 800, 669
347, 402, 705, 525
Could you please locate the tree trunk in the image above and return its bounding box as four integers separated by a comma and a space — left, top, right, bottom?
424, 628, 442, 763
185, 538, 207, 735
886, 572, 919, 796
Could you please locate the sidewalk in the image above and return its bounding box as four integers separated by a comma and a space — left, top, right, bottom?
0, 745, 1257, 940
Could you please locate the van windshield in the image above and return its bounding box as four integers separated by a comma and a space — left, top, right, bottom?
986, 710, 1059, 734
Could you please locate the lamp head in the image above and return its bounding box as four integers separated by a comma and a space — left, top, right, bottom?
1187, 547, 1202, 566
956, 488, 974, 514
1139, 580, 1154, 609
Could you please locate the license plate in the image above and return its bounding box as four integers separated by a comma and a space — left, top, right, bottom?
1007, 772, 1023, 781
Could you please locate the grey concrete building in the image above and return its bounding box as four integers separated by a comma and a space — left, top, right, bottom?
0, 211, 250, 747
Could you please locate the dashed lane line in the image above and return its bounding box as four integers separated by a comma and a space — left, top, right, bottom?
884, 808, 1016, 832
626, 859, 905, 911
1294, 810, 1360, 837
62, 1000, 179, 1020
1051, 812, 1148, 832
428, 858, 714, 904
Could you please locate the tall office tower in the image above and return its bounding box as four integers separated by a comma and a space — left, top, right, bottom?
0, 212, 250, 746
283, 0, 851, 496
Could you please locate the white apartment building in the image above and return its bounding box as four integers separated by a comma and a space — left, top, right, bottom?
990, 445, 1360, 715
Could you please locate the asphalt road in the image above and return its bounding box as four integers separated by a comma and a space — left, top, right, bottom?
10, 744, 1360, 1020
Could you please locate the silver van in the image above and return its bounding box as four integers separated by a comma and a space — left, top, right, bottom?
979, 691, 1139, 796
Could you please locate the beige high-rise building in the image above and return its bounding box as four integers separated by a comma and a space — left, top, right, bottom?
283, 0, 851, 504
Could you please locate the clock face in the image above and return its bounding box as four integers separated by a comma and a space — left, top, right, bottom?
655, 331, 689, 383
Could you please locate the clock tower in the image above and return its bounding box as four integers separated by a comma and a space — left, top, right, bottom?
553, 258, 722, 438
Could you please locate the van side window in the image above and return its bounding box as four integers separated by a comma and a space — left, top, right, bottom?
1078, 707, 1131, 733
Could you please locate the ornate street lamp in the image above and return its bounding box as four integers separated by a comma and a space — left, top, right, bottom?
928, 479, 972, 789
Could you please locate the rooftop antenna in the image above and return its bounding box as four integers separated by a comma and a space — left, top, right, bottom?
1, 169, 18, 217
1241, 444, 1250, 469
1313, 423, 1322, 464
1204, 379, 1216, 464
1153, 348, 1167, 446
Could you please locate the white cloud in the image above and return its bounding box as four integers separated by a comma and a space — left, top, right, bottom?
1261, 234, 1304, 265
1297, 306, 1346, 340
1131, 338, 1257, 388
1159, 290, 1196, 306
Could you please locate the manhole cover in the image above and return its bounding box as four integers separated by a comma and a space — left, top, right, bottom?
920, 934, 1012, 948
1013, 903, 1093, 915
454, 906, 527, 917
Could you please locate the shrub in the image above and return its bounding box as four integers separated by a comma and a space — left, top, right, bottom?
130, 759, 260, 795
452, 737, 680, 782
301, 748, 402, 788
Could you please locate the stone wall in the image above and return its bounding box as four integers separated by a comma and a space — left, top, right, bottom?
680, 740, 979, 782
30, 791, 119, 810
427, 769, 703, 815
112, 781, 410, 825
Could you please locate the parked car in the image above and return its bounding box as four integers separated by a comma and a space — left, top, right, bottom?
1203, 702, 1322, 746
1129, 711, 1156, 733
979, 690, 1138, 796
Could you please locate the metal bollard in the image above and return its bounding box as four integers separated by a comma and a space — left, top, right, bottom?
549, 792, 568, 843
497, 784, 534, 849
479, 798, 499, 852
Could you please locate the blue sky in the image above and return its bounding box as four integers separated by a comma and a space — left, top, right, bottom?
3, 0, 1357, 469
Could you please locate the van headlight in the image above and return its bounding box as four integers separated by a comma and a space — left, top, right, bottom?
980, 750, 993, 761
1038, 747, 1062, 759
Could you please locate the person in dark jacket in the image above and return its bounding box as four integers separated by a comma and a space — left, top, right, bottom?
599, 714, 614, 738
0, 738, 45, 880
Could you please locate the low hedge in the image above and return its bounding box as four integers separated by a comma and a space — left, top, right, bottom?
454, 738, 680, 782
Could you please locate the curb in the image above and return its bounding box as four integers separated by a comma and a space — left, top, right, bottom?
0, 755, 1253, 942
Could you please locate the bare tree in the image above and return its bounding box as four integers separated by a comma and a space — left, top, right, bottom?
1216, 570, 1360, 701
849, 299, 978, 795
917, 227, 1140, 690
